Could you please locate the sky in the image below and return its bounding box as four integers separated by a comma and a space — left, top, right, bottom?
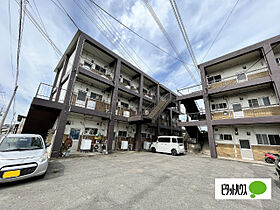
0, 0, 280, 124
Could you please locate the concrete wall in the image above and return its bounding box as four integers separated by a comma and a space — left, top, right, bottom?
206, 57, 266, 80
214, 125, 280, 160
210, 88, 278, 112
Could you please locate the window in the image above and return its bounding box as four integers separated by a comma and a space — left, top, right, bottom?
248, 99, 259, 108
256, 134, 269, 145
77, 90, 86, 101
158, 137, 170, 143
118, 131, 127, 137
268, 135, 280, 145
237, 72, 246, 81
219, 134, 232, 141
276, 57, 280, 65
177, 138, 184, 143
141, 133, 147, 138
95, 64, 106, 74
143, 88, 148, 94
121, 102, 129, 109
172, 138, 177, 143
239, 140, 250, 149
211, 103, 227, 110
207, 75, 221, 84
123, 78, 131, 86
85, 128, 98, 135
232, 103, 242, 112
248, 97, 270, 108
256, 134, 280, 145
84, 61, 92, 70
69, 128, 80, 139
90, 92, 102, 100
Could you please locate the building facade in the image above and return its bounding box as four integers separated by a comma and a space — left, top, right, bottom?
178, 34, 280, 161
22, 30, 181, 157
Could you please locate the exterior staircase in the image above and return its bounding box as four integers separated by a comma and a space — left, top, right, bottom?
145, 93, 171, 122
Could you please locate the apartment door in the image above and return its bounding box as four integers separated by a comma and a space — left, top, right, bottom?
232, 103, 244, 118
239, 140, 254, 160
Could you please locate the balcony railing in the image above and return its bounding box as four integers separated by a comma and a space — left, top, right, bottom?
207, 67, 270, 89
35, 83, 67, 103
116, 107, 137, 117
211, 104, 280, 120
177, 84, 202, 95
119, 82, 139, 93
71, 93, 110, 113
79, 59, 114, 81
179, 110, 206, 122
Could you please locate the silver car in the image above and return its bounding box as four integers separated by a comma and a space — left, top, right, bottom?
0, 134, 49, 183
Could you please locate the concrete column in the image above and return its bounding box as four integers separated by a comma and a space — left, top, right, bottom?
155, 83, 160, 136
170, 108, 173, 135
135, 123, 142, 151
51, 34, 85, 158
106, 59, 121, 152
263, 43, 280, 104
135, 74, 143, 151
200, 65, 217, 158
55, 55, 69, 102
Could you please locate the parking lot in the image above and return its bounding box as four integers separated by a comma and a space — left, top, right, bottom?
0, 152, 279, 210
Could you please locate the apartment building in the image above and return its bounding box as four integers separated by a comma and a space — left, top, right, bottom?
22, 30, 181, 157
178, 34, 280, 161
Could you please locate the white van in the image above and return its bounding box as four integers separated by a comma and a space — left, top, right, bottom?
150, 136, 186, 156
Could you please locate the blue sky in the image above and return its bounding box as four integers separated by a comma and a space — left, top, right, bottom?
1, 0, 280, 123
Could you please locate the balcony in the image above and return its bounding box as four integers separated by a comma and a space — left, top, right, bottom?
116, 107, 137, 118
71, 92, 110, 113
211, 104, 280, 120
79, 60, 113, 81
207, 67, 270, 90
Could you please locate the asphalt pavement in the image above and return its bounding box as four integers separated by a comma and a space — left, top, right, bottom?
0, 152, 279, 210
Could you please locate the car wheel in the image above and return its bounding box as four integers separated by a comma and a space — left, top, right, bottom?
151, 147, 156, 153
265, 158, 274, 164
171, 149, 177, 156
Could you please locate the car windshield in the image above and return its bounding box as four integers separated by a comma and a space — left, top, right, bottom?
0, 136, 43, 152
177, 138, 184, 143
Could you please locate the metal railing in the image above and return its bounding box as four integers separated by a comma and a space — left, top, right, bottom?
207, 66, 269, 89
143, 93, 170, 116
179, 110, 206, 122
71, 92, 111, 113
35, 83, 67, 103
177, 84, 202, 95
211, 104, 280, 120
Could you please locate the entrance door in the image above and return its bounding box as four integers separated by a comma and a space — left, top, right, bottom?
232, 103, 244, 118
239, 140, 254, 160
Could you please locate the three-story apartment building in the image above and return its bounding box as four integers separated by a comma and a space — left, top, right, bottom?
178, 34, 280, 161
22, 30, 181, 157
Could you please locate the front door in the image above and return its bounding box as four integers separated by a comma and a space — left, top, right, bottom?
232, 103, 244, 118
239, 140, 254, 160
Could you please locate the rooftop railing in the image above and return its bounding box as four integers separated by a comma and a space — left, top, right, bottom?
177, 84, 202, 95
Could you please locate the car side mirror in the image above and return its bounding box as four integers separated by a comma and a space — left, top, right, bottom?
45, 143, 51, 147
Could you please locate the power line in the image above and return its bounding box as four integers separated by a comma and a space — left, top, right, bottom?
50, 0, 79, 29
169, 0, 199, 73
201, 0, 240, 62
87, 0, 197, 69
88, 0, 157, 75
141, 0, 199, 84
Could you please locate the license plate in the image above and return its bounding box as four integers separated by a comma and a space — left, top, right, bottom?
3, 170, 20, 179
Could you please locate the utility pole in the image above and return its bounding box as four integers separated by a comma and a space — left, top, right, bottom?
0, 86, 18, 133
